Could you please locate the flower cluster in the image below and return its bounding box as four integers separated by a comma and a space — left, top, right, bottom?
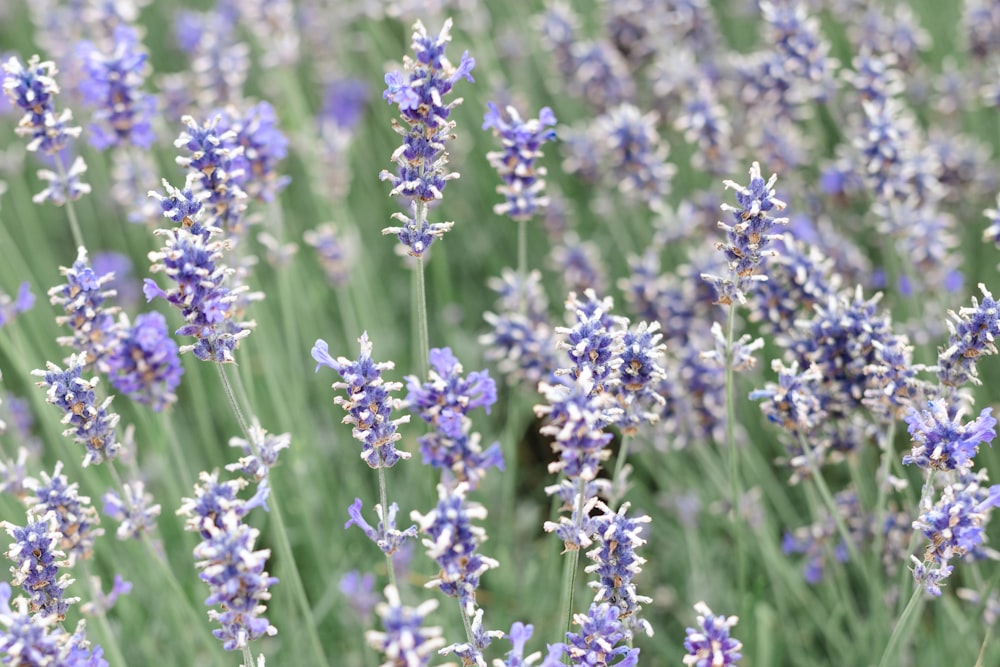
411, 483, 499, 616
366, 585, 444, 667
937, 283, 1000, 388
226, 419, 290, 485
25, 462, 102, 565
174, 114, 249, 236
380, 18, 475, 257
702, 162, 789, 305
216, 102, 290, 204
903, 402, 996, 471
2, 513, 77, 620
76, 24, 156, 150
345, 498, 418, 557
102, 481, 161, 541
312, 332, 411, 468
177, 470, 277, 651
585, 502, 653, 637
33, 355, 121, 466
544, 602, 639, 666
0, 582, 106, 666
304, 224, 355, 288
683, 601, 743, 666
1, 55, 89, 204
483, 102, 557, 221
405, 347, 502, 488
144, 199, 254, 363
105, 311, 183, 411
48, 246, 120, 372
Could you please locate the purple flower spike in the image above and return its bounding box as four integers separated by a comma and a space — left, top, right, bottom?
344, 498, 417, 556
483, 102, 558, 221
366, 586, 444, 667
903, 402, 996, 471
684, 601, 743, 666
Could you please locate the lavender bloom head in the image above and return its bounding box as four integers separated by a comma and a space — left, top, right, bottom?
493, 622, 541, 667
702, 162, 789, 305
304, 224, 355, 288
483, 102, 557, 221
33, 355, 121, 466
345, 498, 418, 556
683, 601, 743, 666
903, 402, 996, 471
366, 585, 444, 667
177, 470, 277, 651
144, 204, 254, 363
226, 419, 290, 484
106, 311, 183, 411
102, 481, 161, 540
217, 102, 290, 203
2, 55, 83, 155
595, 103, 673, 206
26, 462, 102, 565
0, 582, 105, 665
557, 290, 626, 394
585, 502, 653, 637
312, 333, 411, 468
48, 246, 120, 372
175, 114, 248, 235
2, 513, 77, 619
938, 284, 1000, 387
339, 570, 378, 624
411, 483, 499, 615
379, 19, 474, 257
615, 321, 667, 435
912, 472, 1000, 596
77, 24, 156, 150
546, 602, 639, 667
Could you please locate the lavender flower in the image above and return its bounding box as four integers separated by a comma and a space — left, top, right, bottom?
2, 513, 77, 619
106, 311, 183, 411
595, 103, 674, 206
492, 622, 542, 667
25, 462, 102, 565
102, 481, 161, 540
144, 204, 254, 363
339, 571, 377, 624
903, 402, 996, 471
0, 281, 34, 329
937, 284, 1000, 387
2, 56, 89, 204
585, 501, 653, 637
683, 601, 743, 666
411, 483, 499, 616
345, 498, 418, 556
615, 321, 667, 435
80, 574, 132, 616
405, 348, 502, 487
177, 470, 277, 651
33, 354, 121, 466
312, 333, 411, 469
557, 290, 626, 393
0, 582, 106, 666
175, 114, 248, 235
217, 102, 290, 203
366, 585, 444, 667
226, 419, 290, 484
702, 162, 789, 305
545, 602, 639, 666
77, 24, 156, 150
483, 102, 557, 220
304, 224, 355, 288
48, 246, 120, 371
380, 19, 475, 257
912, 471, 1000, 596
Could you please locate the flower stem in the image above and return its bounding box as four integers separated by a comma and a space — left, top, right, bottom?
517, 218, 527, 316
53, 154, 85, 249
558, 477, 586, 645
242, 645, 255, 667
610, 436, 631, 508
377, 465, 398, 591
414, 201, 431, 378
877, 585, 924, 667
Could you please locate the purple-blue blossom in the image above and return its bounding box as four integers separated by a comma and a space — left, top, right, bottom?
938, 283, 1000, 387
106, 311, 183, 412
345, 498, 418, 556
379, 18, 475, 257
339, 570, 377, 624
0, 582, 107, 666
33, 355, 121, 466
545, 602, 639, 667
48, 246, 120, 372
26, 462, 102, 565
217, 102, 290, 203
585, 502, 653, 637
226, 420, 290, 484
2, 55, 82, 156
366, 585, 444, 667
494, 622, 541, 667
312, 333, 411, 469
903, 402, 996, 471
76, 24, 156, 150
702, 162, 789, 305
0, 281, 34, 329
102, 481, 161, 540
483, 102, 557, 220
177, 470, 277, 651
174, 114, 248, 235
684, 601, 743, 666
2, 514, 76, 619
411, 483, 499, 615
557, 290, 626, 394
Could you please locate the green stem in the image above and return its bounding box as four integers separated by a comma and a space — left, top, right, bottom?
877, 586, 924, 667
517, 217, 527, 316
610, 436, 631, 508
377, 465, 398, 591
558, 477, 586, 643
724, 304, 740, 513
242, 645, 255, 667
871, 421, 898, 578
414, 201, 431, 378
81, 562, 129, 667
53, 154, 85, 250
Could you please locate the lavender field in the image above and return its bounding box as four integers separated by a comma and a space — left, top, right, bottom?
2, 0, 1000, 665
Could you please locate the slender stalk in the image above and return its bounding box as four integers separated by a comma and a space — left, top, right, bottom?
377, 465, 398, 591
723, 304, 740, 514
558, 477, 586, 644
242, 645, 255, 667
517, 217, 527, 315
413, 203, 431, 377
795, 431, 863, 566
53, 154, 85, 250
877, 586, 924, 667
81, 562, 129, 667
610, 436, 631, 508
871, 421, 898, 576
215, 363, 250, 437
